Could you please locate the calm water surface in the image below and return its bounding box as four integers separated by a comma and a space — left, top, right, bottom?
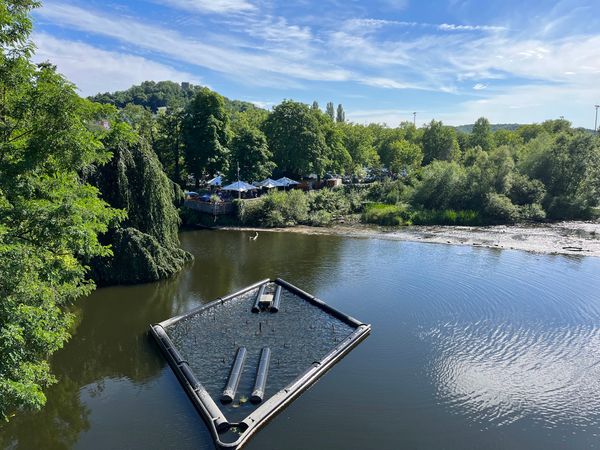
2, 230, 600, 449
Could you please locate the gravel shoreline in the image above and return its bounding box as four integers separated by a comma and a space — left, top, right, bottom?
213, 221, 600, 257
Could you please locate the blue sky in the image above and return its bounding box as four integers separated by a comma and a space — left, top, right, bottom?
33, 0, 600, 127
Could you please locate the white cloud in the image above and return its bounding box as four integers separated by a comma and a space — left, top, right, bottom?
33, 33, 201, 96
37, 3, 350, 87
343, 18, 506, 34
154, 0, 255, 14
438, 23, 506, 32
33, 1, 600, 127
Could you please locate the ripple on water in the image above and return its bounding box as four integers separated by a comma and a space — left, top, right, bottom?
423, 320, 600, 430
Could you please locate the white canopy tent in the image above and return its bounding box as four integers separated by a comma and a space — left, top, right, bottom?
257, 178, 284, 189
222, 181, 257, 193
275, 177, 299, 187
223, 181, 257, 199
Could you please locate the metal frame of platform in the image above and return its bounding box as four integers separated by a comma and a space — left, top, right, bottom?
150, 278, 371, 449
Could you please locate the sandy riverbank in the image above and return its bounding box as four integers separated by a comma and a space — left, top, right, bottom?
215, 221, 600, 257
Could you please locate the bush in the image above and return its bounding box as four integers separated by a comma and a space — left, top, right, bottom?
545, 195, 590, 220
518, 203, 546, 221
307, 188, 350, 216
307, 210, 333, 226
508, 172, 546, 205
362, 203, 411, 226
234, 198, 264, 225
368, 180, 405, 205
259, 190, 309, 227
410, 161, 467, 210
344, 186, 369, 213
484, 193, 520, 223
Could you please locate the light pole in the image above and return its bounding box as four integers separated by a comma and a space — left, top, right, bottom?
595, 105, 599, 134
237, 162, 241, 200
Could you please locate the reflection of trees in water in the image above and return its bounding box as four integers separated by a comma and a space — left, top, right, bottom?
54, 273, 185, 382
0, 231, 346, 447
0, 273, 185, 448
0, 377, 90, 450
179, 230, 346, 301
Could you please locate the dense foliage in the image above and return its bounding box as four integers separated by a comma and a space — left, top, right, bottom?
93, 79, 600, 228
86, 123, 192, 285
0, 0, 123, 420
0, 1, 193, 420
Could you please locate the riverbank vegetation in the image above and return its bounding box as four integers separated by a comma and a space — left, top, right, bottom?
0, 1, 189, 419
96, 86, 600, 227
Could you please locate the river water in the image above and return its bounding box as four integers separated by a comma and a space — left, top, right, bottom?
2, 230, 600, 449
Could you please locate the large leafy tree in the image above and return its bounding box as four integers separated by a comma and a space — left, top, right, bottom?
470, 117, 494, 151
339, 123, 379, 173
522, 131, 600, 218
422, 120, 460, 164
87, 122, 192, 285
387, 140, 423, 174
155, 107, 185, 185
182, 87, 230, 186
263, 100, 328, 177
0, 0, 123, 420
228, 125, 275, 181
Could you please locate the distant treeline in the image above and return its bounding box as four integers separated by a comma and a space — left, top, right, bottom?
93, 81, 600, 224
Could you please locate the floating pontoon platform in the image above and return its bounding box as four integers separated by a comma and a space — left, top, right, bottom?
150, 278, 370, 449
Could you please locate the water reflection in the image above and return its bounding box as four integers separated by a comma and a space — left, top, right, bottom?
1, 231, 600, 450
425, 321, 600, 429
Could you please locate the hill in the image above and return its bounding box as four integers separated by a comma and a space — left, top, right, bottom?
455, 123, 522, 133
89, 80, 260, 114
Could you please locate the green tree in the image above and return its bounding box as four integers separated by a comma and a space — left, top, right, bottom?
155, 107, 185, 184
311, 100, 320, 111
228, 126, 275, 181
411, 161, 467, 210
326, 102, 335, 121
422, 120, 460, 164
182, 88, 230, 186
336, 104, 345, 123
0, 1, 123, 419
86, 122, 192, 285
470, 117, 494, 151
387, 140, 423, 174
263, 100, 328, 177
339, 123, 379, 173
494, 129, 521, 148
522, 131, 600, 218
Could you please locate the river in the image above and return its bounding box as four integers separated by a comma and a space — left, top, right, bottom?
2, 230, 600, 449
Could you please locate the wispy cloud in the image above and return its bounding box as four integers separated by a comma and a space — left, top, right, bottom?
33, 0, 600, 127
33, 33, 201, 96
438, 23, 506, 32
36, 2, 350, 87
153, 0, 255, 14
343, 18, 507, 34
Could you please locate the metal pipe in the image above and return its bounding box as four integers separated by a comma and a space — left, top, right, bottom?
221, 347, 247, 403
270, 285, 282, 313
251, 348, 271, 404
251, 284, 267, 313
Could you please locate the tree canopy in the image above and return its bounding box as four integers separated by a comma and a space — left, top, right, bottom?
0, 0, 123, 419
